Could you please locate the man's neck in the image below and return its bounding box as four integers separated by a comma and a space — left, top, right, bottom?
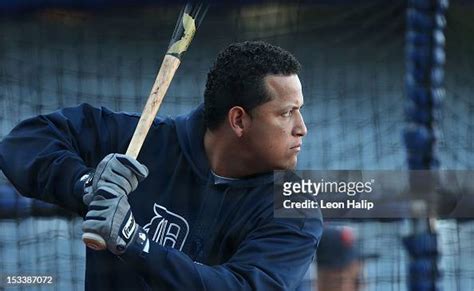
204, 128, 258, 178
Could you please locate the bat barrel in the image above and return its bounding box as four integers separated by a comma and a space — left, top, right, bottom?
167, 2, 209, 60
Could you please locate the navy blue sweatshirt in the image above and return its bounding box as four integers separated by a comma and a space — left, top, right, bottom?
0, 103, 322, 290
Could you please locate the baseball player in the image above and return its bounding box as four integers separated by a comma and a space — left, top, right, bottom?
316, 226, 378, 291
0, 41, 322, 290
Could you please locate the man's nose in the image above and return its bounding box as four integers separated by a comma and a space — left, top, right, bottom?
293, 111, 307, 137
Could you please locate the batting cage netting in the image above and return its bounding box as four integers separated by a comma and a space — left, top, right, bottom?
0, 1, 473, 290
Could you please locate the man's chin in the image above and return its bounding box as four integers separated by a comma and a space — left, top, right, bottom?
274, 159, 298, 171
288, 156, 298, 169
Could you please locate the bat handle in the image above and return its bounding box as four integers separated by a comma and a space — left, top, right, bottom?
126, 55, 181, 159
82, 232, 107, 251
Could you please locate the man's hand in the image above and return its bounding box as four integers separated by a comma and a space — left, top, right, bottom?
82, 192, 146, 255
82, 153, 149, 205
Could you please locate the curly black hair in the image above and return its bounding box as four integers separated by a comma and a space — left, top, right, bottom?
204, 41, 301, 130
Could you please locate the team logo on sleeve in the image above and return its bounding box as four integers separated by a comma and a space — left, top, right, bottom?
143, 204, 190, 251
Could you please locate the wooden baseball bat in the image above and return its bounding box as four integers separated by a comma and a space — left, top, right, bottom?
82, 2, 208, 251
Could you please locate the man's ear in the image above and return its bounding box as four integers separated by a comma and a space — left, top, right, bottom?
227, 106, 250, 137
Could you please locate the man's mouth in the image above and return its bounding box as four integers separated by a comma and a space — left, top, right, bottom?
290, 144, 302, 151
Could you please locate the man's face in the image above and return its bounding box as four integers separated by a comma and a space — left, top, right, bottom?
242, 74, 307, 171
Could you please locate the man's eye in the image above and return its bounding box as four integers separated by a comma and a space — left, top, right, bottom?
282, 111, 293, 117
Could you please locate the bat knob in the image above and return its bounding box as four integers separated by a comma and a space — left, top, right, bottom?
82, 232, 107, 251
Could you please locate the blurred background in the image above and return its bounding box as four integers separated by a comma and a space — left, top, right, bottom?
0, 0, 472, 290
